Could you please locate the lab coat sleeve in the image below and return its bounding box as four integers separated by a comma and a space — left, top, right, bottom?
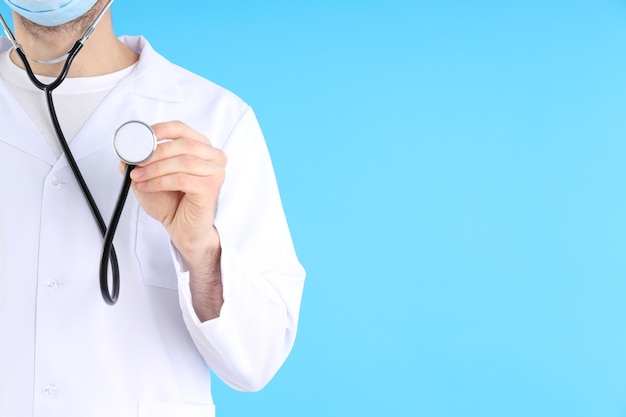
174, 107, 306, 392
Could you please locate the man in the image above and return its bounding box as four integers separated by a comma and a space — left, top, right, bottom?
0, 0, 305, 415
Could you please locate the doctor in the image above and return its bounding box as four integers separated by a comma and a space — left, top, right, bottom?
0, 0, 305, 416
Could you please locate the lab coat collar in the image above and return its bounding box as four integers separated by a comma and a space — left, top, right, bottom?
121, 35, 183, 103
0, 35, 182, 167
64, 36, 183, 167
0, 37, 58, 164
0, 36, 182, 102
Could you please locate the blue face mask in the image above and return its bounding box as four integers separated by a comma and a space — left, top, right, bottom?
3, 0, 99, 27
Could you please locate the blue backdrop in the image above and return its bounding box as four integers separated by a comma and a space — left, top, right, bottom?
3, 0, 626, 416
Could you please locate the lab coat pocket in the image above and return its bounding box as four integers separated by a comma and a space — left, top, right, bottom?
135, 209, 178, 290
138, 403, 215, 417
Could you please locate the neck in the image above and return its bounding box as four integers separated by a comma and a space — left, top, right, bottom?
9, 10, 138, 77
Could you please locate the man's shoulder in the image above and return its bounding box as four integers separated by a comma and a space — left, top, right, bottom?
125, 36, 248, 111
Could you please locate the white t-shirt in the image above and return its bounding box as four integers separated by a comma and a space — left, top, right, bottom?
0, 49, 135, 157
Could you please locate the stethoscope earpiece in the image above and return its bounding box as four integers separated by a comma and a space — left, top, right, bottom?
113, 121, 157, 165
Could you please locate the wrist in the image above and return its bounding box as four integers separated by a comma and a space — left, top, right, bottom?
178, 227, 224, 322
178, 226, 221, 275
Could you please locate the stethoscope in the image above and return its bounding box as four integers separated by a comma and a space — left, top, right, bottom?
0, 0, 157, 305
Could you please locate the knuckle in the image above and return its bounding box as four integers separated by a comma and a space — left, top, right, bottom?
154, 176, 165, 189
175, 174, 189, 188
181, 155, 195, 170
215, 149, 227, 166
151, 144, 166, 160
214, 168, 226, 184
185, 139, 199, 152
171, 120, 185, 129
147, 163, 162, 178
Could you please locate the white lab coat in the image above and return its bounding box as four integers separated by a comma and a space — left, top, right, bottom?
0, 36, 305, 417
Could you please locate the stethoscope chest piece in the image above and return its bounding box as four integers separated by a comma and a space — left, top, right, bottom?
114, 121, 157, 165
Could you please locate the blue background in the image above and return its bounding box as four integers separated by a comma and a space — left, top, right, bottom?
3, 0, 626, 416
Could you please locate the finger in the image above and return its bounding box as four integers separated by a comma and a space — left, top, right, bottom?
131, 154, 225, 183
133, 171, 224, 196
151, 121, 211, 145
140, 137, 224, 167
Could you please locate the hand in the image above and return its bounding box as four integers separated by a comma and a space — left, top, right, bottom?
125, 121, 227, 268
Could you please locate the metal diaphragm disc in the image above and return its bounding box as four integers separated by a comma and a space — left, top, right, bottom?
113, 121, 157, 165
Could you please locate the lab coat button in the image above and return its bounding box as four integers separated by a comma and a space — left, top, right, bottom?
42, 384, 58, 398
46, 278, 60, 291
49, 176, 67, 190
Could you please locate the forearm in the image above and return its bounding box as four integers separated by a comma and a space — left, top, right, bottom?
180, 227, 224, 322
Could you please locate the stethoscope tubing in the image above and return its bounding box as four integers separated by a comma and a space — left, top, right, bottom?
100, 165, 135, 305
8, 36, 126, 305
2, 0, 143, 305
